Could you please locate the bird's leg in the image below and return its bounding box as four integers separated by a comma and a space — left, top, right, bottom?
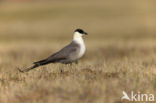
17, 63, 40, 73
59, 64, 64, 73
65, 62, 73, 69
75, 61, 78, 64
69, 62, 73, 66
60, 69, 63, 73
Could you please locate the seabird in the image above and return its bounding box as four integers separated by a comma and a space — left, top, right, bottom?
18, 29, 88, 72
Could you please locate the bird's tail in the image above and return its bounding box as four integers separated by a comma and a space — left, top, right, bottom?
33, 59, 52, 65
33, 59, 47, 65
17, 64, 40, 72
18, 59, 51, 72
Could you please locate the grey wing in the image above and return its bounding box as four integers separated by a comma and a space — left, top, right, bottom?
46, 41, 80, 63
33, 41, 80, 64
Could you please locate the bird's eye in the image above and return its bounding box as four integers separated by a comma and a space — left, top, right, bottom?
80, 30, 84, 33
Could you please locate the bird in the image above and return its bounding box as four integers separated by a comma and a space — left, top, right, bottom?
18, 29, 88, 72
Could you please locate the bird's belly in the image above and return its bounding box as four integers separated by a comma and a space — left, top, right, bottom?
78, 44, 86, 59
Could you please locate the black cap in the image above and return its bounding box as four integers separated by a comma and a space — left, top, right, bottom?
75, 29, 88, 35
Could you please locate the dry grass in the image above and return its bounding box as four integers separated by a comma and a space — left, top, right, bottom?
0, 0, 156, 103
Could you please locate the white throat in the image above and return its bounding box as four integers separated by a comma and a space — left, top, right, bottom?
73, 32, 84, 44
73, 32, 86, 59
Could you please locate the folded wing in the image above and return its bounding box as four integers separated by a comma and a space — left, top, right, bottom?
34, 41, 80, 65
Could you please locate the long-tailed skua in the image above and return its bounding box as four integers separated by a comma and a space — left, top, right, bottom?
18, 29, 88, 72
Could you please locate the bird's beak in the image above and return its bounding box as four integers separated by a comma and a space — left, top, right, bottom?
84, 32, 88, 35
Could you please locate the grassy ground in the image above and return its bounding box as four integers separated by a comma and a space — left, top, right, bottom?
0, 0, 156, 103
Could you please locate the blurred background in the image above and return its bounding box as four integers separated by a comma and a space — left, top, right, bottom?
0, 0, 156, 103
0, 0, 156, 41
0, 0, 155, 64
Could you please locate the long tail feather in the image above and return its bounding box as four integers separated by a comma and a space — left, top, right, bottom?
33, 59, 47, 64
18, 59, 52, 72
17, 64, 40, 72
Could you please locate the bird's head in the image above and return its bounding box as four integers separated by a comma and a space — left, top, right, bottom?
73, 29, 88, 38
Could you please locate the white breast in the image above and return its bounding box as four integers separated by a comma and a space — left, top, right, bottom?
73, 37, 86, 59
78, 41, 86, 58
